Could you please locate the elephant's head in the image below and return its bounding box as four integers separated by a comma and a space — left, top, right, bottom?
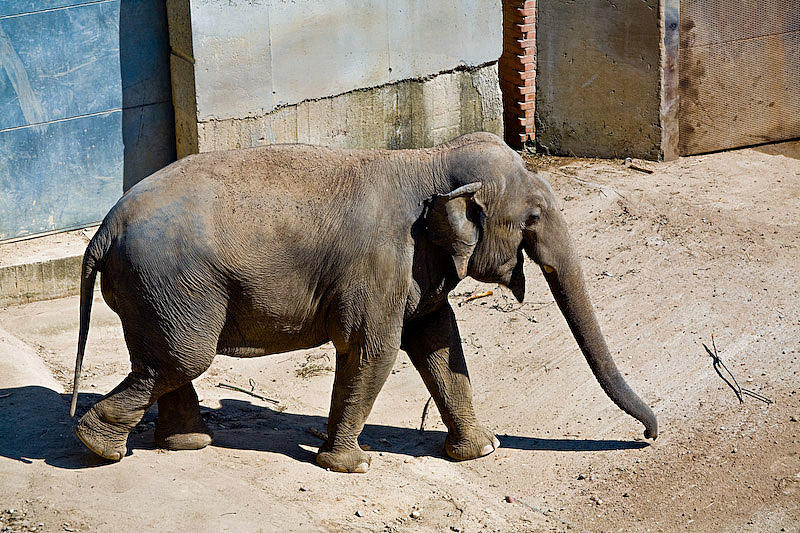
431, 136, 657, 439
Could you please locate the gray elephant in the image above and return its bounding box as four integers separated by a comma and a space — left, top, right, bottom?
69, 132, 657, 472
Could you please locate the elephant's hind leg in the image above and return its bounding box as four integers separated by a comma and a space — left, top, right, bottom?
75, 265, 226, 461
75, 370, 162, 461
154, 382, 212, 450
76, 321, 219, 461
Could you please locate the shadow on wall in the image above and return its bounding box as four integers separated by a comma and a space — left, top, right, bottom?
0, 386, 649, 470
119, 0, 176, 192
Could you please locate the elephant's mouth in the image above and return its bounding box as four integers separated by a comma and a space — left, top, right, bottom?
508, 246, 525, 302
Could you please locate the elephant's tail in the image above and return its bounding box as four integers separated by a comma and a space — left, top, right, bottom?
69, 225, 112, 417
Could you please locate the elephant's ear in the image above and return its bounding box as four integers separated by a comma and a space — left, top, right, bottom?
424, 182, 484, 279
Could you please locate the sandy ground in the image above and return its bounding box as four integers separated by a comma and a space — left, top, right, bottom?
0, 141, 798, 532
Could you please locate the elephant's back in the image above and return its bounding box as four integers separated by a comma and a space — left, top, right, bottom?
168, 143, 386, 196
96, 160, 224, 291
97, 142, 411, 301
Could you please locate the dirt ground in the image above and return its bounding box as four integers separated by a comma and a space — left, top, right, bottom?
1, 141, 798, 533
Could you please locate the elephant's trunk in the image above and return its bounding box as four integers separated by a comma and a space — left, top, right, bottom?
535, 243, 658, 439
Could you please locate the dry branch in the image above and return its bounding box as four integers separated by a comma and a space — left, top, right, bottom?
703, 334, 773, 405
419, 397, 434, 433
217, 381, 280, 404
623, 157, 654, 174
462, 290, 493, 304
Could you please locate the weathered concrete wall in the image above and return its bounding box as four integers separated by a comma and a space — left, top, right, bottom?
535, 0, 666, 159
0, 254, 83, 307
167, 0, 503, 155
196, 64, 503, 151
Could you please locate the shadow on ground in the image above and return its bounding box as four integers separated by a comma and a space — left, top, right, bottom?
752, 139, 800, 160
0, 386, 648, 470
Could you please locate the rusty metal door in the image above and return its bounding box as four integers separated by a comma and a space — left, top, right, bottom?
679, 1, 800, 155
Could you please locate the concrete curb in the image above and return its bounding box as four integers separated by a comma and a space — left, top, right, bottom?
0, 255, 83, 307
0, 227, 94, 307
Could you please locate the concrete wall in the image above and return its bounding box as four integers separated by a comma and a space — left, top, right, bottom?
195, 64, 503, 151
535, 0, 671, 160
167, 0, 504, 155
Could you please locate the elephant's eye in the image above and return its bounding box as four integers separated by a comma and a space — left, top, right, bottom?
525, 212, 540, 226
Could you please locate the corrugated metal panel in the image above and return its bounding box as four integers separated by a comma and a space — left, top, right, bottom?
0, 0, 174, 241
679, 1, 800, 155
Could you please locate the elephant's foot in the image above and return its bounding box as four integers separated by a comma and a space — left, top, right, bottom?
154, 382, 212, 451
445, 426, 500, 461
154, 418, 212, 451
74, 406, 129, 461
316, 445, 371, 473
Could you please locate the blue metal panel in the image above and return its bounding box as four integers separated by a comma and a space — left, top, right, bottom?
0, 1, 104, 18
0, 0, 175, 240
0, 59, 26, 127
119, 0, 175, 190
0, 1, 121, 130
0, 111, 123, 240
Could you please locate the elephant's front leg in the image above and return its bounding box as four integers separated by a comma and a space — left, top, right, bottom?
402, 303, 499, 461
317, 334, 399, 473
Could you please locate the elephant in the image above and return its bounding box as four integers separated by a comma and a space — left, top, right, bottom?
69, 132, 657, 472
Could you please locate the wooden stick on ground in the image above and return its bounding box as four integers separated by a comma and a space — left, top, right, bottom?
623, 157, 654, 174
702, 334, 773, 405
462, 290, 493, 304
217, 382, 280, 404
419, 397, 434, 433
307, 427, 328, 441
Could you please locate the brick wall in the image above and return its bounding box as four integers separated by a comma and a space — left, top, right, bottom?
499, 0, 535, 148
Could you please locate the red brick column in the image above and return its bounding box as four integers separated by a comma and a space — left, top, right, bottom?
499, 0, 536, 149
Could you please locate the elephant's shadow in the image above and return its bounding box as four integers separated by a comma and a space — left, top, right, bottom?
0, 385, 648, 470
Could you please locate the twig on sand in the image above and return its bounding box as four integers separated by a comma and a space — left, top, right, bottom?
0, 393, 11, 399
570, 176, 627, 200
295, 353, 334, 378
217, 380, 280, 404
307, 427, 328, 441
419, 397, 434, 433
702, 334, 773, 404
461, 290, 493, 304
490, 302, 537, 322
623, 157, 654, 174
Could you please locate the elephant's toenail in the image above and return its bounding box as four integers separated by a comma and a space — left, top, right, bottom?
355, 462, 369, 473
480, 443, 494, 457
492, 436, 500, 449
